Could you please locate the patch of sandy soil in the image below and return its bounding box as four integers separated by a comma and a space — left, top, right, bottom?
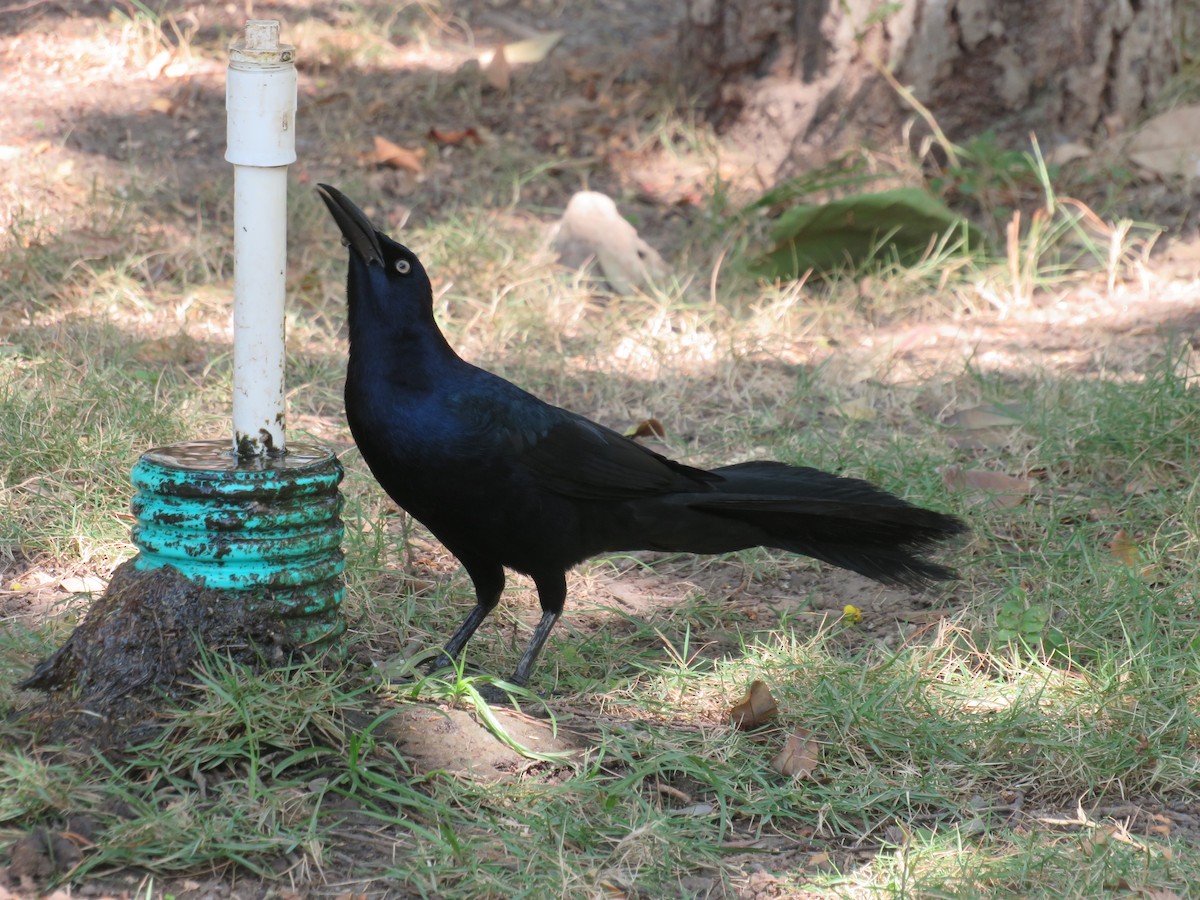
379, 703, 584, 782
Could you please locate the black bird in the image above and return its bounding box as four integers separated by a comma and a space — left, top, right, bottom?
317, 184, 966, 691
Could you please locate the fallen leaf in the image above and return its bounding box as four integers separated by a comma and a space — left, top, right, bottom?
60, 576, 106, 594
939, 465, 1033, 509
1124, 477, 1158, 496
625, 418, 665, 440
1110, 529, 1139, 567
428, 126, 483, 146
771, 727, 819, 778
144, 48, 172, 79
372, 136, 425, 173
162, 60, 192, 79
751, 187, 983, 280
671, 802, 715, 816
1047, 142, 1092, 166
484, 45, 510, 91
943, 404, 1023, 429
62, 229, 124, 259
1128, 104, 1200, 178
826, 397, 876, 421
501, 30, 565, 64
729, 680, 778, 730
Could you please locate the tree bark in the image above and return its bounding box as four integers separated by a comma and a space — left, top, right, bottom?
681, 0, 1179, 182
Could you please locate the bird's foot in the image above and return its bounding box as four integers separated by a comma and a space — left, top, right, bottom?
425, 652, 456, 677
474, 682, 517, 705
418, 655, 522, 704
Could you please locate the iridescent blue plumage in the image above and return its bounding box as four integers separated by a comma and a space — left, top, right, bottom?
317, 184, 966, 693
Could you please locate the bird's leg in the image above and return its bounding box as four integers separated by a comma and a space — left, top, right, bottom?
504, 571, 568, 688
429, 561, 504, 673
508, 609, 561, 687
431, 604, 488, 671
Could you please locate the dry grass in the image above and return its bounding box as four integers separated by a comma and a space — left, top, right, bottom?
2, 2, 1200, 897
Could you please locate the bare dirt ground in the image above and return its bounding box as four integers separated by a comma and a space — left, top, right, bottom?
3, 0, 1200, 897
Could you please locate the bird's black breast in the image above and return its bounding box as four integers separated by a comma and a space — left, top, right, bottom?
346, 372, 597, 574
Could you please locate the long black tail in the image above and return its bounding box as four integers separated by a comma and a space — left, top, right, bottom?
644, 461, 966, 587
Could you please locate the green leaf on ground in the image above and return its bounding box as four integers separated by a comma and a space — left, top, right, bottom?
752, 187, 982, 280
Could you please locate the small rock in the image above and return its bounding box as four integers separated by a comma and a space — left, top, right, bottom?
549, 191, 669, 294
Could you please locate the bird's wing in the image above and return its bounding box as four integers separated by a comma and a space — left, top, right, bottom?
450, 384, 717, 500
518, 413, 719, 500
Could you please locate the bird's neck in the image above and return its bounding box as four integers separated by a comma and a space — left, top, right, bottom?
347, 314, 463, 392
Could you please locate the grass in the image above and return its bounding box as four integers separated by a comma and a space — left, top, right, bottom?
3, 2, 1200, 897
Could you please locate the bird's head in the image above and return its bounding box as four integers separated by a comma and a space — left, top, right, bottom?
316, 184, 437, 334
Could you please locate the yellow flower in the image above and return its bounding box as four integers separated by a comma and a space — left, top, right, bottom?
842, 604, 864, 624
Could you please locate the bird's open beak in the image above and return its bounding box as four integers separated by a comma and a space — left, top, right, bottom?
316, 184, 385, 266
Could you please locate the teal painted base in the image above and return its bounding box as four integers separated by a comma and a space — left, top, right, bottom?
130, 439, 345, 646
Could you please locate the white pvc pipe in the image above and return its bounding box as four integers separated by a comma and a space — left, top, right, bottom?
226, 19, 296, 458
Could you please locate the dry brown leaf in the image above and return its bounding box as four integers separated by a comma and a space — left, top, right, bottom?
480, 30, 564, 77
1109, 529, 1140, 567
943, 404, 1022, 429
133, 335, 193, 365
428, 126, 483, 146
1124, 476, 1157, 496
60, 576, 106, 594
162, 60, 192, 79
502, 31, 565, 64
484, 45, 510, 91
1047, 141, 1093, 165
895, 609, 950, 624
372, 136, 425, 173
1128, 104, 1200, 178
625, 418, 665, 440
671, 802, 715, 816
771, 727, 819, 778
729, 680, 778, 730
62, 229, 125, 259
826, 397, 876, 421
144, 48, 172, 79
939, 465, 1033, 510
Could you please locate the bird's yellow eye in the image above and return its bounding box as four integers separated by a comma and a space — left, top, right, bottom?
395, 259, 412, 275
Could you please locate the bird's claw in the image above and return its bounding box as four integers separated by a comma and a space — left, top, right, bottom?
474, 682, 515, 705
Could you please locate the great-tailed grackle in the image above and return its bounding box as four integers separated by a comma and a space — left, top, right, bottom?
317, 184, 966, 691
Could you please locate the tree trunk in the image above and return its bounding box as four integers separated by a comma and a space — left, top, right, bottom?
681, 0, 1179, 182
